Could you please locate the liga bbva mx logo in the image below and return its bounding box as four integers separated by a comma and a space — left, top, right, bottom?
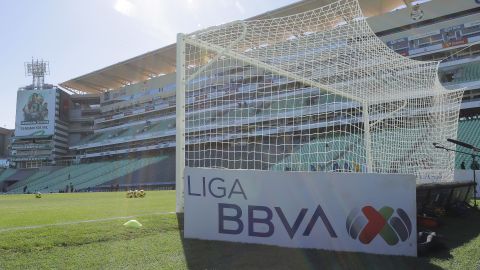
346, 206, 412, 245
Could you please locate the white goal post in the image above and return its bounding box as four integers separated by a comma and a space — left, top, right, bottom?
176, 0, 463, 212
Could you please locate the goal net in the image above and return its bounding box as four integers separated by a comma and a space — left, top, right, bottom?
176, 0, 463, 210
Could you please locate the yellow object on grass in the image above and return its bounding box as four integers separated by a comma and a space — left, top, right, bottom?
123, 220, 142, 228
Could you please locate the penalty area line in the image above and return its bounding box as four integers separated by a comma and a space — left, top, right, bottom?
0, 211, 176, 233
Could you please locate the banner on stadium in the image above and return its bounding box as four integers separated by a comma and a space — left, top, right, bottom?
15, 88, 56, 137
184, 168, 417, 256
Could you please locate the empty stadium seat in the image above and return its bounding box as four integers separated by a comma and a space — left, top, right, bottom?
456, 117, 480, 169
271, 128, 428, 174
75, 117, 176, 147
6, 156, 168, 194
271, 133, 364, 172
452, 62, 480, 83
0, 168, 17, 184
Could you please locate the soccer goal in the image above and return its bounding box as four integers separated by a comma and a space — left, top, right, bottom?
175, 0, 463, 212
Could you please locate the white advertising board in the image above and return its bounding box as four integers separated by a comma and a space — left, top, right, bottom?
15, 89, 56, 137
184, 168, 417, 256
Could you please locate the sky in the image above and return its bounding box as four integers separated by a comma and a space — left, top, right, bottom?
0, 0, 298, 129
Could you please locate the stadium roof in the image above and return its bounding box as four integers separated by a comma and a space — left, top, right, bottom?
60, 0, 419, 94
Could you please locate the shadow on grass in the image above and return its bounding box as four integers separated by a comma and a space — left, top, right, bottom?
176, 214, 444, 270
424, 207, 480, 261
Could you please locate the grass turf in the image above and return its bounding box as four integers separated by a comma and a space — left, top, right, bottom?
0, 191, 479, 269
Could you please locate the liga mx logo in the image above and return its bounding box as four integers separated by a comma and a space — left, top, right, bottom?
346, 206, 412, 245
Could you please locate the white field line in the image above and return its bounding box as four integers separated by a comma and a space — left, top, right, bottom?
0, 211, 176, 233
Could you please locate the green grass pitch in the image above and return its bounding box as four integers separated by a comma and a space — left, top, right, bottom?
0, 191, 479, 269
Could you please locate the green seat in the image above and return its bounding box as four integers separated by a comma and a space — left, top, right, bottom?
455, 118, 480, 169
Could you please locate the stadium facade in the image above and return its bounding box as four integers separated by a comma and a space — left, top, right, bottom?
11, 85, 72, 168
2, 0, 480, 194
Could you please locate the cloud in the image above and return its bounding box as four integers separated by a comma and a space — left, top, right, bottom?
234, 1, 245, 14
112, 0, 279, 44
114, 0, 136, 17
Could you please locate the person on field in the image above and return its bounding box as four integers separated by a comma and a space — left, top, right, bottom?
471, 160, 479, 171
332, 161, 339, 172
354, 163, 361, 172
70, 182, 74, 193
343, 162, 350, 172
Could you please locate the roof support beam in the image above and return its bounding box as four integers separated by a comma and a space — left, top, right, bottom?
124, 62, 157, 78
99, 73, 131, 86
76, 79, 107, 93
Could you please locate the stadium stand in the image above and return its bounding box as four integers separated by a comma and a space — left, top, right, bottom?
270, 128, 429, 173
76, 117, 176, 147
5, 0, 480, 194
3, 169, 37, 185
273, 138, 349, 172
441, 62, 480, 84
456, 116, 480, 168
458, 62, 480, 83
99, 153, 175, 190
6, 156, 169, 193
0, 168, 17, 183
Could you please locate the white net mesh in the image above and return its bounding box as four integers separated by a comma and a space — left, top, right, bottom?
179, 0, 463, 183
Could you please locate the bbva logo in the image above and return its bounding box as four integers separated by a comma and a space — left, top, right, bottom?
346, 206, 412, 245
